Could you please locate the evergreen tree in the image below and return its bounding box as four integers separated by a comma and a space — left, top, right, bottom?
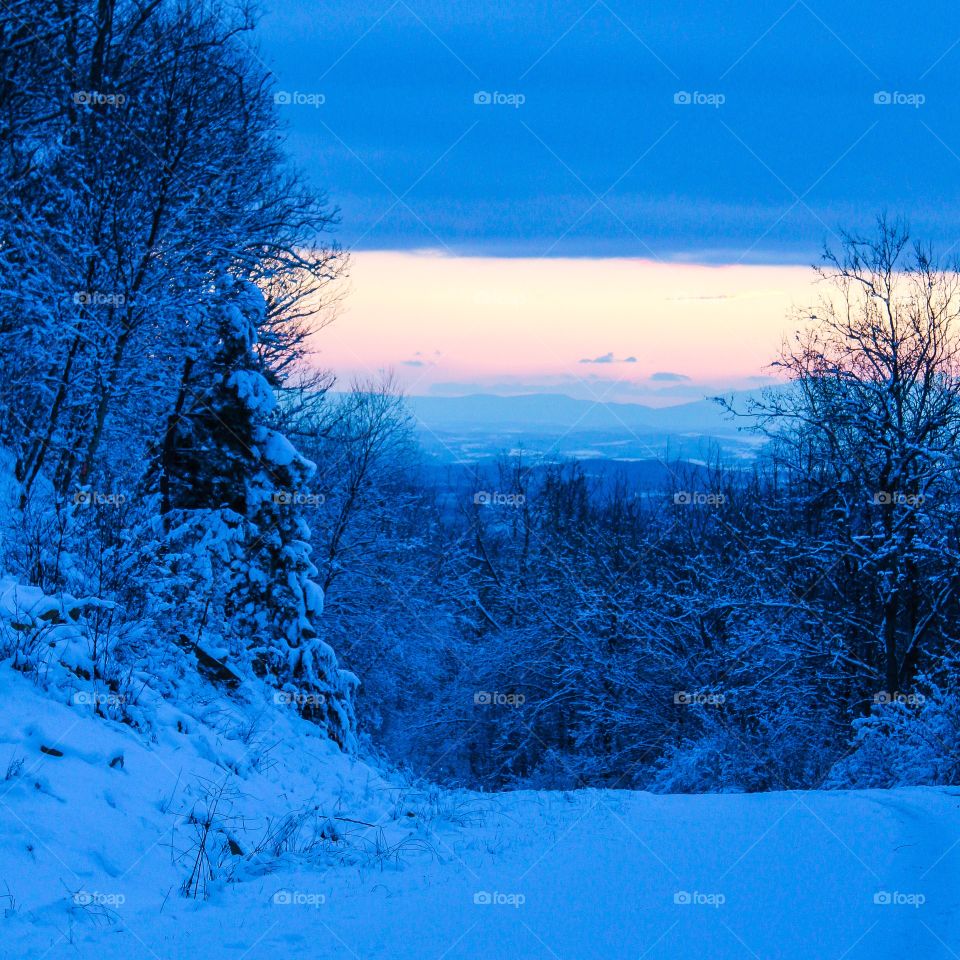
159, 277, 356, 748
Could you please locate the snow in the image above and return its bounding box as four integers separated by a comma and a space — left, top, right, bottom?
258, 428, 299, 467
0, 669, 957, 959
303, 579, 324, 617
0, 581, 88, 625
229, 371, 277, 415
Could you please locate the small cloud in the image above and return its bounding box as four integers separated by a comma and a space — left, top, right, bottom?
402, 349, 440, 368
649, 371, 691, 382
579, 352, 636, 364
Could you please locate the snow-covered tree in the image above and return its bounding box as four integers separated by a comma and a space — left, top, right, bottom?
740, 218, 960, 703
158, 278, 356, 747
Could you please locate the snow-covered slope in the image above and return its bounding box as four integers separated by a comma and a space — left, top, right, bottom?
1, 670, 958, 959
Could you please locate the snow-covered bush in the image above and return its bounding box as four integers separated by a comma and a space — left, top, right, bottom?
828, 666, 960, 788
0, 577, 147, 721
649, 697, 840, 793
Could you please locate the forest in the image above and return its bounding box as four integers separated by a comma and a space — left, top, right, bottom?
1, 4, 959, 956
2, 0, 960, 797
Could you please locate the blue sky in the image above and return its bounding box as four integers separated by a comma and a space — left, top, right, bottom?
256, 0, 960, 263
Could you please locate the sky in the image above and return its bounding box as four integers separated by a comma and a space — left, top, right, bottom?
253, 1, 960, 399
320, 253, 810, 404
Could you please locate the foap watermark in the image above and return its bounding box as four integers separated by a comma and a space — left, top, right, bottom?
674, 691, 725, 707
74, 291, 125, 308
674, 90, 725, 108
874, 91, 924, 108
272, 890, 326, 907
874, 890, 925, 908
474, 691, 526, 707
872, 491, 925, 506
474, 490, 525, 507
473, 891, 525, 907
274, 90, 325, 108
73, 90, 127, 107
474, 90, 525, 108
74, 490, 126, 507
674, 890, 725, 908
73, 691, 128, 708
272, 490, 325, 506
274, 691, 326, 708
874, 691, 926, 706
73, 891, 125, 907
673, 491, 726, 506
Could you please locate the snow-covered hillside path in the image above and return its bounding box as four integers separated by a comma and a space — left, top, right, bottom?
6, 786, 959, 959
1, 672, 958, 959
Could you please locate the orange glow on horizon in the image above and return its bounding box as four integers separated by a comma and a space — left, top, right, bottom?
312, 251, 817, 404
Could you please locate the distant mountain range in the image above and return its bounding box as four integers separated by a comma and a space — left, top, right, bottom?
406, 391, 770, 464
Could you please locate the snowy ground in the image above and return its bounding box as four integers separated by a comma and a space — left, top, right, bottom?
1, 670, 958, 959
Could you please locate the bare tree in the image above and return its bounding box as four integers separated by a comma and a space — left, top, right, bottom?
743, 217, 960, 698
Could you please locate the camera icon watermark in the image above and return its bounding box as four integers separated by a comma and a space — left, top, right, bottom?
673, 491, 726, 506
873, 691, 926, 706
674, 691, 725, 706
473, 890, 525, 907
274, 90, 325, 108
473, 490, 525, 507
73, 891, 125, 907
872, 491, 924, 506
674, 890, 725, 908
873, 91, 924, 108
272, 889, 326, 906
74, 291, 125, 307
274, 691, 326, 708
873, 890, 925, 907
272, 490, 325, 506
73, 490, 127, 507
73, 691, 127, 707
474, 691, 526, 707
673, 90, 725, 107
73, 90, 127, 107
473, 90, 525, 108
